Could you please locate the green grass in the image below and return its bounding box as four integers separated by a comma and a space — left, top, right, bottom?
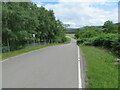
0, 54, 1, 60
65, 37, 71, 43
1, 39, 71, 61
66, 34, 75, 38
80, 45, 118, 88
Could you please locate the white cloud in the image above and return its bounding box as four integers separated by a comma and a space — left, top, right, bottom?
58, 0, 119, 3
45, 2, 118, 27
35, 0, 118, 27
35, 2, 43, 7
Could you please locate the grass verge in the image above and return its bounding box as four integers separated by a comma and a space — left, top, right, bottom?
0, 55, 1, 60
66, 34, 75, 38
1, 38, 71, 61
80, 45, 118, 88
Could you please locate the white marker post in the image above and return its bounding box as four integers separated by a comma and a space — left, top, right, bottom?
32, 34, 35, 47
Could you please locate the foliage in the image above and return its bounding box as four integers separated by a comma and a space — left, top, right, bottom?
112, 35, 120, 56
76, 26, 103, 39
75, 29, 80, 39
2, 2, 67, 52
103, 20, 118, 33
66, 34, 75, 38
75, 21, 119, 57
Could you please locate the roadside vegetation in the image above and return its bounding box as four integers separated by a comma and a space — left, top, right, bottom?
66, 34, 75, 38
2, 2, 67, 53
80, 45, 118, 88
0, 55, 1, 60
76, 20, 119, 57
75, 20, 119, 88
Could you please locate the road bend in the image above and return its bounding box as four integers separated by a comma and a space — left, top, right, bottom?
2, 38, 82, 88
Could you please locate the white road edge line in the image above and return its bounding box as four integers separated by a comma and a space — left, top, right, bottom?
77, 46, 82, 88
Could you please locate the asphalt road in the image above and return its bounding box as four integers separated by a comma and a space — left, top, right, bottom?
2, 38, 81, 88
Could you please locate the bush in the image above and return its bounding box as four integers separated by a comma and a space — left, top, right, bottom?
83, 37, 97, 46
112, 36, 120, 57
2, 46, 9, 53
92, 34, 117, 48
102, 34, 117, 48
77, 38, 88, 45
75, 23, 119, 57
75, 26, 103, 39
77, 34, 120, 57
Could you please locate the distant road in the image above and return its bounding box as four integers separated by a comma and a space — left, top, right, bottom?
2, 38, 82, 88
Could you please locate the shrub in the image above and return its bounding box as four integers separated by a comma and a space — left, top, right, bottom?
112, 35, 120, 57
75, 26, 103, 39
92, 34, 117, 48
75, 23, 119, 57
77, 38, 88, 45
77, 34, 120, 57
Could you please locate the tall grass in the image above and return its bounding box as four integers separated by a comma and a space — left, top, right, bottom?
80, 45, 118, 88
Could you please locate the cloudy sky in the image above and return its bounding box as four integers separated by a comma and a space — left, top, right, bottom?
32, 0, 119, 28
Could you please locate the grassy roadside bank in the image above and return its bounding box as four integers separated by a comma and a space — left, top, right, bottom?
66, 34, 75, 38
1, 38, 71, 61
80, 45, 118, 88
0, 55, 1, 60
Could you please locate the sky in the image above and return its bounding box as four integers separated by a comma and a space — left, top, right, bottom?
32, 0, 119, 28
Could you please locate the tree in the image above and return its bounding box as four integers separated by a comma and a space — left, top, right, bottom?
103, 20, 118, 33
2, 2, 67, 52
75, 29, 80, 39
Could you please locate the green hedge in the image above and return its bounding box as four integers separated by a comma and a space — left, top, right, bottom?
112, 36, 120, 56
77, 34, 120, 57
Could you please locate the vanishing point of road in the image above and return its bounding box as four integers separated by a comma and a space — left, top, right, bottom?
2, 38, 83, 88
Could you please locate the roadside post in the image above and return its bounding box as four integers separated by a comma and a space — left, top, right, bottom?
32, 34, 35, 47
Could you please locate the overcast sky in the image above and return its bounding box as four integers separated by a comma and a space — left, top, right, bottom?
32, 0, 119, 28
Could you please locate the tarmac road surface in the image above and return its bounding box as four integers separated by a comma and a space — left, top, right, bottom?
2, 38, 82, 88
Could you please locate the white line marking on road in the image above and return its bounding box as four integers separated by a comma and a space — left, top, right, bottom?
77, 46, 82, 88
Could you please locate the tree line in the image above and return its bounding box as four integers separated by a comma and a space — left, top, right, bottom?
2, 2, 67, 52
75, 20, 120, 57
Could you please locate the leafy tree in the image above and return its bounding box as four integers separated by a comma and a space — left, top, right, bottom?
103, 20, 118, 33
75, 29, 80, 39
2, 2, 67, 52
